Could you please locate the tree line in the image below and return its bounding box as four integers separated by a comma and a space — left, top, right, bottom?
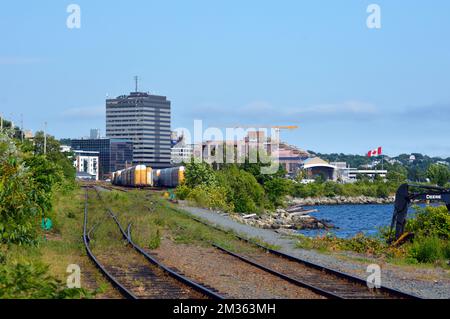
0, 127, 75, 244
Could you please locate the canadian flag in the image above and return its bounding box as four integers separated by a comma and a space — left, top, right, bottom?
367, 147, 382, 157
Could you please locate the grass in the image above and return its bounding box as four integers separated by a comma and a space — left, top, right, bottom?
295, 232, 450, 271
3, 185, 289, 299
1, 186, 117, 299
89, 188, 278, 256
294, 205, 450, 271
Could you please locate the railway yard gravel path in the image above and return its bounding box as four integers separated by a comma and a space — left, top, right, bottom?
179, 205, 450, 299
151, 239, 324, 299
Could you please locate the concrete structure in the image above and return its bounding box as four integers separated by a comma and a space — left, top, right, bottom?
24, 130, 34, 140
275, 142, 310, 175
171, 134, 194, 164
302, 157, 336, 180
69, 138, 133, 179
76, 171, 98, 181
73, 150, 99, 181
199, 130, 310, 171
106, 91, 171, 168
347, 169, 387, 180
60, 145, 72, 153
330, 161, 387, 182
90, 129, 101, 139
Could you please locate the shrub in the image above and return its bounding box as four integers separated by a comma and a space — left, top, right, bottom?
175, 184, 190, 200
408, 236, 443, 263
323, 181, 343, 197
338, 233, 387, 255
0, 262, 94, 299
376, 183, 389, 198
186, 185, 233, 212
427, 164, 450, 187
406, 206, 450, 240
264, 178, 293, 207
0, 134, 40, 245
148, 229, 161, 250
185, 161, 217, 188
216, 166, 264, 213
443, 241, 450, 259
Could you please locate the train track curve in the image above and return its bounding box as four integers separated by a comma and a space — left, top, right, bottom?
82, 187, 224, 299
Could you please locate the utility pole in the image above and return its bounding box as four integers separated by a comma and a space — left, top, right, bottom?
20, 114, 24, 142
0, 113, 3, 131
44, 121, 47, 155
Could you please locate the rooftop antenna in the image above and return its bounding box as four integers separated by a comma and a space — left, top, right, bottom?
134, 76, 139, 92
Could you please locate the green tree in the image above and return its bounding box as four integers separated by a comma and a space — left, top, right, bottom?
427, 164, 450, 187
185, 161, 217, 188
263, 178, 293, 208
0, 133, 40, 244
386, 163, 408, 183
216, 166, 265, 213
33, 132, 75, 180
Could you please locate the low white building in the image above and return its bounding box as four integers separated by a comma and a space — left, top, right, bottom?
171, 144, 194, 164
330, 161, 387, 182
73, 150, 99, 181
60, 145, 72, 153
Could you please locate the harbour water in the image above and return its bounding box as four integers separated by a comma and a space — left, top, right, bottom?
298, 204, 394, 238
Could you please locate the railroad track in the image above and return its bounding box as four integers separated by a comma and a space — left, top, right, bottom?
82, 187, 224, 299
86, 186, 420, 299
184, 213, 422, 299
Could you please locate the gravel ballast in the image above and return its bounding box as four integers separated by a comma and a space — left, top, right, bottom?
151, 239, 324, 299
179, 205, 450, 299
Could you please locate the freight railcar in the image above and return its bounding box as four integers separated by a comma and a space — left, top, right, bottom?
154, 166, 185, 188
111, 165, 153, 187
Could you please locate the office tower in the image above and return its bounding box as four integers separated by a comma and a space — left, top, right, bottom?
106, 91, 171, 168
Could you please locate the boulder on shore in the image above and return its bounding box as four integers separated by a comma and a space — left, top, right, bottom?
231, 206, 335, 231
289, 195, 395, 206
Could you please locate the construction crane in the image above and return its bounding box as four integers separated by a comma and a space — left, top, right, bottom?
233, 125, 299, 142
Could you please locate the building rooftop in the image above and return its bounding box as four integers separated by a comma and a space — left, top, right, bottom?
303, 157, 336, 169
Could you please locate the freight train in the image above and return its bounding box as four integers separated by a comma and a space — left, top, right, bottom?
112, 165, 185, 188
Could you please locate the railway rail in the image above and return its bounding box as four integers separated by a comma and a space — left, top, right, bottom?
83, 187, 224, 299
187, 214, 422, 299
88, 185, 421, 299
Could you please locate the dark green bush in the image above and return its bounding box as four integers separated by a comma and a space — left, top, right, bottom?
263, 178, 292, 207
216, 166, 264, 213
0, 262, 94, 299
175, 184, 190, 200
408, 236, 443, 263
185, 161, 217, 188
406, 206, 450, 240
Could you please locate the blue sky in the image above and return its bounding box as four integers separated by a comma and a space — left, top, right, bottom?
1, 1, 449, 157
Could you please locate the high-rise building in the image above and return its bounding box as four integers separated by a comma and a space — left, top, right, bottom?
106, 91, 171, 168
68, 138, 133, 178
90, 128, 101, 139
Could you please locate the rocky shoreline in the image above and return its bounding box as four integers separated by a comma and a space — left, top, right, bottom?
181, 195, 395, 234
231, 205, 335, 235
230, 196, 394, 233
288, 195, 395, 206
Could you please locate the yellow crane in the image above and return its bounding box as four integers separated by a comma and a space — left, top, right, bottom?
233, 125, 299, 142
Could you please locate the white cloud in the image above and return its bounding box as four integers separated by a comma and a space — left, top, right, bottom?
61, 106, 104, 120
289, 100, 377, 116
188, 100, 378, 125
